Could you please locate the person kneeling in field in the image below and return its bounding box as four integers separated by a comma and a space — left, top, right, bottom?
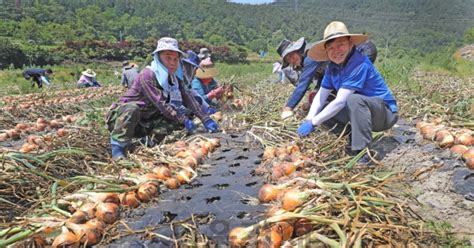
77, 69, 102, 88
298, 21, 398, 164
106, 37, 219, 160
191, 58, 226, 105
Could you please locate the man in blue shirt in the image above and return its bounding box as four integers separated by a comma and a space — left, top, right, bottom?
23, 68, 52, 88
277, 37, 327, 120
298, 21, 398, 163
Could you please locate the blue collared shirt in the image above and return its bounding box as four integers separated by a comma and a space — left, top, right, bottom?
321, 49, 398, 113
286, 56, 323, 109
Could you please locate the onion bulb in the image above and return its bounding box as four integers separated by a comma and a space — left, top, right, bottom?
176, 170, 192, 184
419, 124, 434, 139
66, 221, 101, 246
15, 123, 29, 130
98, 192, 120, 205
228, 227, 251, 247
51, 229, 80, 248
286, 144, 300, 154
174, 140, 187, 148
450, 145, 468, 157
455, 132, 474, 146
6, 129, 19, 138
282, 189, 310, 211
257, 228, 281, 248
165, 178, 180, 189
137, 182, 158, 203
415, 121, 429, 129
282, 162, 296, 176
183, 156, 198, 169
258, 184, 280, 203
36, 117, 47, 124
208, 138, 220, 148
462, 148, 474, 161
57, 128, 67, 137
120, 191, 140, 208
95, 202, 120, 224
272, 165, 286, 179
19, 143, 37, 153
434, 130, 454, 148
49, 120, 60, 128
69, 210, 89, 224
271, 221, 294, 241
153, 166, 172, 180
263, 147, 276, 160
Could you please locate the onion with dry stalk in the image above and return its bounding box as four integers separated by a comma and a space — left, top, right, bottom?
271, 221, 294, 241
57, 128, 67, 137
258, 184, 281, 203
257, 228, 282, 248
294, 218, 314, 236
281, 189, 320, 211
69, 210, 89, 224
263, 147, 277, 160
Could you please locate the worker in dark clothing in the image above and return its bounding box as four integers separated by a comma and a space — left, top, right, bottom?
23, 68, 52, 88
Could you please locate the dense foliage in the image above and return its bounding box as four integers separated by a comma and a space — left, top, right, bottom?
0, 0, 473, 68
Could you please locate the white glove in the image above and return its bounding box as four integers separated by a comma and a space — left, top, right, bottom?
281, 110, 294, 120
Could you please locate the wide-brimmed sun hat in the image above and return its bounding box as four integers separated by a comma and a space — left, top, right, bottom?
307, 21, 368, 62
182, 50, 202, 69
82, 69, 96, 77
276, 37, 306, 68
152, 37, 186, 56
195, 58, 218, 79
198, 47, 211, 60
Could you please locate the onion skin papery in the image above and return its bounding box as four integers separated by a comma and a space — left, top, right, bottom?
455, 132, 474, 146
257, 228, 282, 248
137, 181, 158, 203
258, 184, 280, 203
69, 210, 89, 224
165, 178, 180, 189
153, 166, 172, 180
66, 221, 101, 246
51, 229, 80, 248
120, 191, 140, 208
294, 218, 314, 236
176, 170, 192, 184
263, 147, 276, 160
434, 130, 454, 148
450, 145, 468, 157
95, 203, 120, 224
466, 158, 474, 169
462, 148, 474, 161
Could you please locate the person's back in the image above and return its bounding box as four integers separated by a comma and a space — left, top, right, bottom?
23, 68, 52, 88
121, 66, 139, 88
356, 40, 377, 63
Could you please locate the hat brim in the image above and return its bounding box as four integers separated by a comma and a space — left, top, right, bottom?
82, 71, 96, 77
182, 59, 202, 69
198, 54, 210, 60
307, 34, 368, 62
195, 67, 218, 79
153, 47, 186, 56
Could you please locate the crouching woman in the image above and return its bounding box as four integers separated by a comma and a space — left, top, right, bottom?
106, 37, 219, 159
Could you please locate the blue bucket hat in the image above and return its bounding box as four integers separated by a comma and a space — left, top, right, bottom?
182, 50, 202, 69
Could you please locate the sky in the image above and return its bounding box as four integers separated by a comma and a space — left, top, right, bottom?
228, 0, 275, 5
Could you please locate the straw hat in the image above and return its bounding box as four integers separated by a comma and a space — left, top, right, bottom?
195, 58, 218, 79
276, 37, 306, 68
82, 69, 96, 77
152, 37, 185, 56
307, 21, 368, 62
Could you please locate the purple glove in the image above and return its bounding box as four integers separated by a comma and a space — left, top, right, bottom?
204, 119, 219, 133
184, 119, 196, 133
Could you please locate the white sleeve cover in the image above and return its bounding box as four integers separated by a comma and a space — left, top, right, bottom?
305, 87, 331, 121
310, 88, 355, 126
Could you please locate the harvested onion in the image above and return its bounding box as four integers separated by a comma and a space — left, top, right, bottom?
455, 132, 474, 146
258, 184, 280, 203
271, 221, 294, 241
282, 189, 310, 211
137, 181, 158, 203
52, 229, 79, 248
165, 178, 180, 189
462, 148, 474, 161
228, 227, 251, 247
434, 130, 454, 148
263, 147, 276, 160
153, 166, 172, 180
57, 128, 67, 137
120, 191, 140, 208
450, 145, 468, 157
95, 202, 120, 224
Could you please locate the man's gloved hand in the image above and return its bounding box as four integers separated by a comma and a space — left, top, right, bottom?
203, 119, 219, 133
281, 107, 294, 120
207, 87, 224, 100
184, 119, 196, 133
297, 120, 314, 137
